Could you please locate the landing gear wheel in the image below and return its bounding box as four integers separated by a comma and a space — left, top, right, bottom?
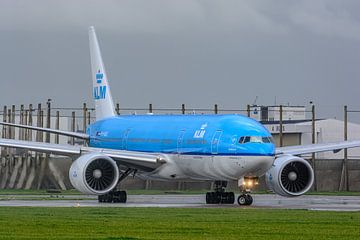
98, 191, 127, 203
113, 191, 127, 203
245, 194, 253, 205
206, 192, 234, 204
237, 194, 253, 206
206, 192, 212, 204
221, 192, 235, 204
119, 191, 127, 203
206, 181, 235, 204
237, 194, 247, 205
206, 192, 221, 204
227, 192, 235, 204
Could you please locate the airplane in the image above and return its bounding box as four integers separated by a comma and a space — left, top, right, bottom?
1, 26, 360, 205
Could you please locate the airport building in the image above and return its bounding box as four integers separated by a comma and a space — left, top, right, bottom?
249, 105, 306, 122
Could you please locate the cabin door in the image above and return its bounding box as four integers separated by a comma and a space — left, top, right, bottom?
211, 130, 222, 154
177, 130, 186, 153
121, 129, 131, 150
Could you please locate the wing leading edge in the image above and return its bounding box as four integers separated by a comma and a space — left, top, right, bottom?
0, 122, 89, 140
0, 138, 165, 171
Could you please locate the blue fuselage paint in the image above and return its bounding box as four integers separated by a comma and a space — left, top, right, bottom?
87, 114, 275, 157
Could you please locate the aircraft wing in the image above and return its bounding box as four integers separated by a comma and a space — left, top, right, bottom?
276, 140, 360, 156
0, 138, 164, 171
0, 122, 89, 140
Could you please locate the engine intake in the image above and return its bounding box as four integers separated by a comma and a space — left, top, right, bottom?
265, 155, 314, 197
69, 153, 119, 195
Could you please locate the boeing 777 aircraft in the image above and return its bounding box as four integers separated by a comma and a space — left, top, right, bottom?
1, 27, 360, 205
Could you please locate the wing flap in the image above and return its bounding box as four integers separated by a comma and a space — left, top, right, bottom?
276, 140, 360, 156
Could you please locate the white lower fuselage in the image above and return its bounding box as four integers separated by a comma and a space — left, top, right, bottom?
140, 154, 275, 181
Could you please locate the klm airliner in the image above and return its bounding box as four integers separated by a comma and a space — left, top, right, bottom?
1, 27, 360, 205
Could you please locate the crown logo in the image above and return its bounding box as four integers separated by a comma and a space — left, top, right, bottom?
96, 70, 103, 84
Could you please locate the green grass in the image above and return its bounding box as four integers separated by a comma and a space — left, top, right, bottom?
0, 207, 358, 239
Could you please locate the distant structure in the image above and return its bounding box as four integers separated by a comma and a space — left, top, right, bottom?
249, 105, 306, 122
266, 119, 360, 158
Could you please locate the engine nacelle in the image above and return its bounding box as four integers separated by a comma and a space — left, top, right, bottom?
69, 153, 119, 195
265, 155, 314, 197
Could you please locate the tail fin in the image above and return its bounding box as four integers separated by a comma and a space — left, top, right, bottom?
89, 26, 116, 121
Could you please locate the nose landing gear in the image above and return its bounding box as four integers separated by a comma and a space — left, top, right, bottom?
237, 193, 253, 206
237, 177, 258, 206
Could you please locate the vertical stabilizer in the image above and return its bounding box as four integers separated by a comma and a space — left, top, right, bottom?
89, 26, 116, 121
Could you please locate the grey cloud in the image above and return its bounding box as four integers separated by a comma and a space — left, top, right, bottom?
1, 0, 360, 121
289, 0, 360, 41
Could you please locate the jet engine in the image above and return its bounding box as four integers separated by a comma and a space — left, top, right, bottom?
69, 153, 119, 195
265, 155, 314, 197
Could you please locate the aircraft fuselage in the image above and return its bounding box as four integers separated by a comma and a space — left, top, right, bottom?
88, 114, 275, 181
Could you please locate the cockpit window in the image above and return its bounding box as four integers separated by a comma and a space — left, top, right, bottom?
239, 136, 274, 144
250, 136, 262, 143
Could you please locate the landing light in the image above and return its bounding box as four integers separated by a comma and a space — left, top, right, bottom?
243, 177, 259, 188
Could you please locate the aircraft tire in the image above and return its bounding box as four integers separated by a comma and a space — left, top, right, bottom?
206, 192, 212, 204
227, 192, 235, 204
119, 191, 127, 203
237, 194, 253, 206
206, 192, 222, 204
245, 194, 253, 205
237, 194, 247, 205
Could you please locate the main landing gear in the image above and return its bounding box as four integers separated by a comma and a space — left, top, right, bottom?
98, 190, 127, 203
206, 181, 235, 204
98, 168, 137, 204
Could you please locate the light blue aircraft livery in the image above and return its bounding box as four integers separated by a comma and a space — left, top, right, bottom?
1, 26, 360, 205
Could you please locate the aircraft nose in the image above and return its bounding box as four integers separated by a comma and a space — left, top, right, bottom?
246, 143, 275, 156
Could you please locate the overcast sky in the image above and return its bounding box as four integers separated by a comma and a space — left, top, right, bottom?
1, 0, 360, 120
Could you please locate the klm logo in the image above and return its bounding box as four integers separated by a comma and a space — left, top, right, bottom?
96, 71, 103, 83
194, 123, 207, 138
93, 70, 106, 100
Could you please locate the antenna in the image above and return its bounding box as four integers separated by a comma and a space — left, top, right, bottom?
252, 96, 258, 106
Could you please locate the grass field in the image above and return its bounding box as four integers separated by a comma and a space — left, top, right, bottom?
0, 207, 358, 239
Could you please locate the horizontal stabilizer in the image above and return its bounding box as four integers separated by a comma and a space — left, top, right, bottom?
0, 122, 89, 140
